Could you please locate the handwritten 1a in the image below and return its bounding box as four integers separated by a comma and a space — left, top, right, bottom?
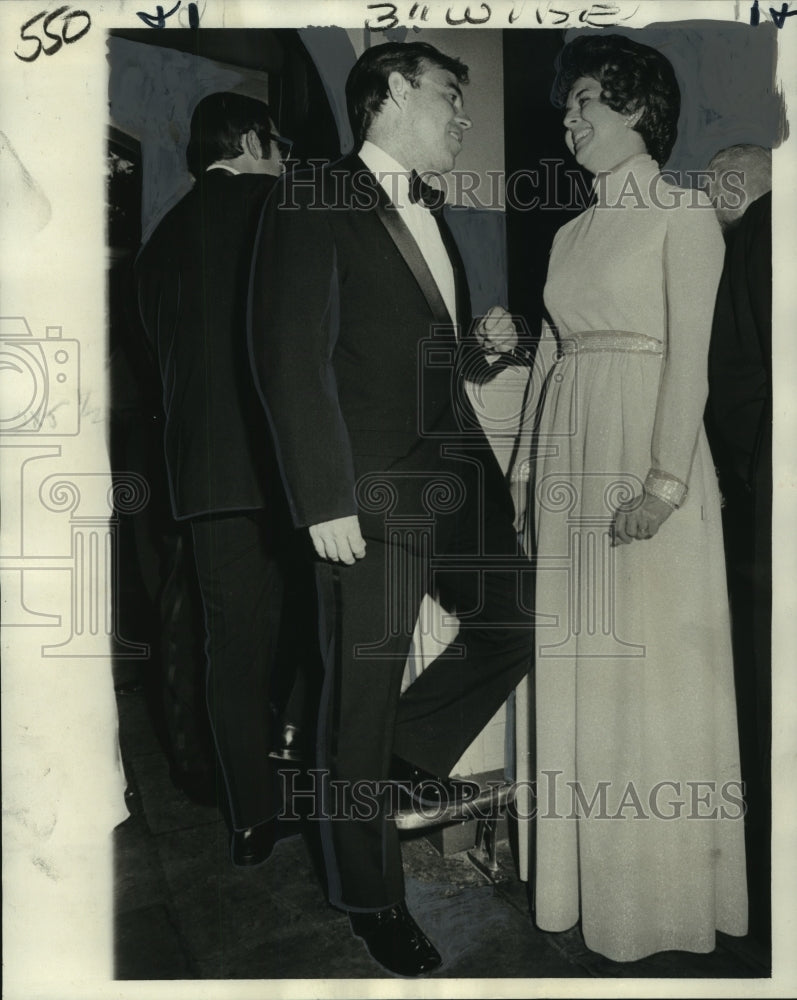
136, 0, 200, 29
750, 0, 797, 26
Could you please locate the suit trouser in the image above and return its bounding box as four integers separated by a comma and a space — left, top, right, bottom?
720, 466, 771, 944
159, 529, 216, 779
316, 479, 534, 910
191, 511, 285, 830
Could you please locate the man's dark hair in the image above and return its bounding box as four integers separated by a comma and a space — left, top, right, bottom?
185, 92, 273, 176
552, 34, 680, 166
346, 41, 469, 146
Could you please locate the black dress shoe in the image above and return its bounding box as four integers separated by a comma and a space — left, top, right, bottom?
268, 723, 303, 762
230, 818, 277, 867
390, 756, 480, 810
349, 902, 442, 977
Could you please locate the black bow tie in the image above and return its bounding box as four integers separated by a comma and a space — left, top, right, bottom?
409, 170, 446, 212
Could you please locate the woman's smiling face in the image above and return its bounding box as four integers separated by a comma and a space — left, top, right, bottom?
563, 75, 644, 174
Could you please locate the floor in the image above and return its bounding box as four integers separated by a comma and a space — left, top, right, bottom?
113, 683, 771, 983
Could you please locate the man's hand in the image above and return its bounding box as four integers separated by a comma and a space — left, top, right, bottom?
474, 306, 518, 354
612, 493, 674, 546
308, 515, 366, 565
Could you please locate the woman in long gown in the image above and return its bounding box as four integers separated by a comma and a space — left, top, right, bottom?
520, 34, 748, 962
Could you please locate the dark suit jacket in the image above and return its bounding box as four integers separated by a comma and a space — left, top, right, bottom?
708, 191, 772, 488
136, 170, 280, 520
248, 154, 509, 533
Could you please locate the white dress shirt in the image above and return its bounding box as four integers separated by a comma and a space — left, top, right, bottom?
358, 140, 457, 327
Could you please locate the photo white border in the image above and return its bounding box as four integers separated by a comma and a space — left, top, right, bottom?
1, 2, 794, 997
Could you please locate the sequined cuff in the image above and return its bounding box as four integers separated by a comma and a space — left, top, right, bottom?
509, 457, 532, 484
644, 469, 688, 509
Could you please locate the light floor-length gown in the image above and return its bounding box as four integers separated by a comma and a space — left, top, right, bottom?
516, 153, 748, 962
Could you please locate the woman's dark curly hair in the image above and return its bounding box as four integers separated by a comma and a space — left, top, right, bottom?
552, 34, 680, 166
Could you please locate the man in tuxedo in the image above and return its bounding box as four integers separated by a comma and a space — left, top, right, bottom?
249, 42, 533, 976
706, 143, 772, 945
136, 92, 311, 867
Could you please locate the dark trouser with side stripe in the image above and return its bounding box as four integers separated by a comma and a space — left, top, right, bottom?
191, 512, 285, 830
316, 485, 533, 911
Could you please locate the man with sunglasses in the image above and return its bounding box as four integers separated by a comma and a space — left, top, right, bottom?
136, 92, 308, 868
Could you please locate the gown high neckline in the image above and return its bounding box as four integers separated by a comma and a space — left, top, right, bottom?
591, 152, 661, 208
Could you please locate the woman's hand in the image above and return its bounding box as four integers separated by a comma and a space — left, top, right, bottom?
475, 306, 518, 354
612, 493, 674, 546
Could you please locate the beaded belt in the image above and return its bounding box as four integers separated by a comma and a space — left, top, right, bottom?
558, 331, 663, 356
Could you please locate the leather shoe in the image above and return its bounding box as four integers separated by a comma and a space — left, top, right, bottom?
268, 723, 303, 763
230, 818, 277, 867
390, 756, 479, 810
349, 901, 442, 977
395, 780, 513, 831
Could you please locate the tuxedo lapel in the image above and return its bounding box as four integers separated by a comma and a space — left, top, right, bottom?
435, 208, 473, 336
349, 156, 454, 327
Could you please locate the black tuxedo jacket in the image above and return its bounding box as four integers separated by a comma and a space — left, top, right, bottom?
708, 191, 772, 487
248, 154, 508, 532
136, 170, 280, 520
